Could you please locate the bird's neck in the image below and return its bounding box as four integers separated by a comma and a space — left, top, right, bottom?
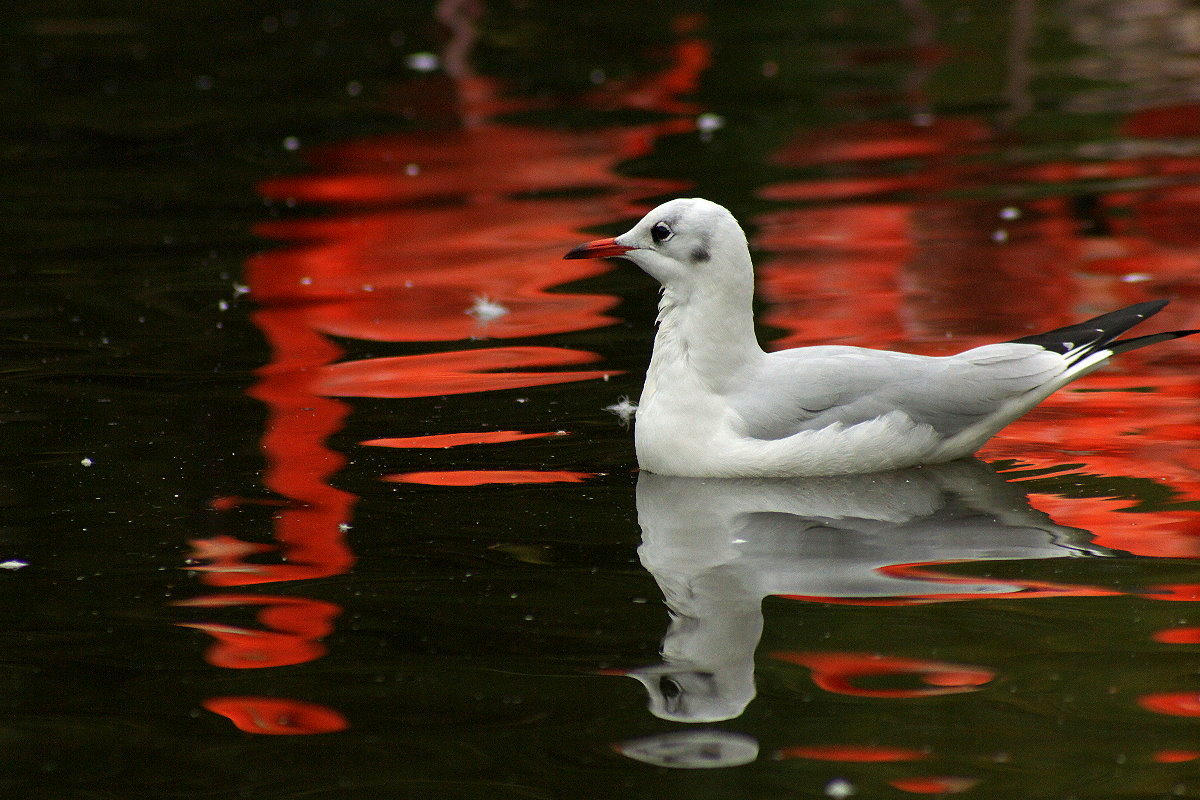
649, 282, 762, 392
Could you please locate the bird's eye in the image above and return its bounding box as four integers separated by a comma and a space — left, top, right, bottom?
650, 222, 673, 244
659, 676, 683, 700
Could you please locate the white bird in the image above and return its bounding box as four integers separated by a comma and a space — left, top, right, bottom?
565, 197, 1197, 477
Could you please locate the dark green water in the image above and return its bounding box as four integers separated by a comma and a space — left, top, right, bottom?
7, 2, 1200, 798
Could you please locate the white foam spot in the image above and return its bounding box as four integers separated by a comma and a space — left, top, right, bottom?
406, 52, 439, 72
466, 295, 510, 323
825, 778, 856, 798
605, 396, 638, 426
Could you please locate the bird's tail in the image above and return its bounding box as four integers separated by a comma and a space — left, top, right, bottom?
1010, 300, 1198, 364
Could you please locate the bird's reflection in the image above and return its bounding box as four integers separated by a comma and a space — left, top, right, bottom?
623, 458, 1112, 723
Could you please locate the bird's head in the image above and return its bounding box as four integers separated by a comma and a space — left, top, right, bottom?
564, 198, 751, 292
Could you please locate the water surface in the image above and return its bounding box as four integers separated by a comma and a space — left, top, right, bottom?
7, 2, 1200, 798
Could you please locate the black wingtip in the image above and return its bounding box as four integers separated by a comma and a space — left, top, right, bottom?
1107, 328, 1200, 355
1010, 299, 1184, 359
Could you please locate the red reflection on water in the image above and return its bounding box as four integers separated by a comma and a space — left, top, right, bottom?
1152, 626, 1200, 644
771, 652, 994, 698
754, 109, 1200, 566
248, 205, 626, 342
1154, 750, 1200, 763
190, 318, 357, 587
384, 470, 592, 486
187, 534, 276, 561
363, 431, 563, 448
1139, 692, 1200, 717
779, 561, 1120, 607
776, 745, 926, 762
312, 347, 610, 399
203, 696, 349, 735
872, 562, 1121, 603
889, 777, 980, 794
260, 127, 685, 208
772, 118, 989, 167
190, 11, 714, 733
175, 594, 341, 669
1142, 585, 1200, 602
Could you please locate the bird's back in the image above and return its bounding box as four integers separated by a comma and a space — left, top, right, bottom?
730, 343, 1063, 442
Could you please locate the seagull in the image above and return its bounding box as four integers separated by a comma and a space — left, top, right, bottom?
565, 197, 1197, 477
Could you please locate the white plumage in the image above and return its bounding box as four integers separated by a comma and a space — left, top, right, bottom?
566, 198, 1195, 477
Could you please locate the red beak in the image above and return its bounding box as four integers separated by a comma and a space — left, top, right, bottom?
563, 237, 635, 260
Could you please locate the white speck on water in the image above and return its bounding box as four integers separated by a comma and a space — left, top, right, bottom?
515, 397, 529, 404
404, 280, 414, 288
825, 778, 856, 799
233, 282, 250, 296
0, 560, 28, 570
697, 112, 725, 142
361, 284, 375, 292
282, 136, 301, 151
466, 295, 509, 323
299, 276, 313, 285
404, 162, 420, 176
406, 52, 439, 72
991, 228, 1009, 243
605, 396, 638, 426
1000, 206, 1021, 220
80, 458, 93, 467
1121, 272, 1151, 283
338, 523, 351, 532
218, 300, 229, 311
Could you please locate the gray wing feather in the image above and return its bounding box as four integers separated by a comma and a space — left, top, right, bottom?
733, 343, 1065, 440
